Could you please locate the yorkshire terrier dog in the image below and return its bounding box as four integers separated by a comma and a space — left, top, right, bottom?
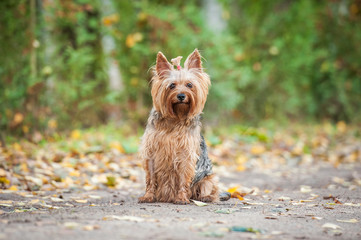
138, 49, 221, 204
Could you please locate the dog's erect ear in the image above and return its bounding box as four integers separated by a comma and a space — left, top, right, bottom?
185, 49, 202, 70
156, 52, 172, 80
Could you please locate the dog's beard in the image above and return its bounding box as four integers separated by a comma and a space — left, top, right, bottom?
172, 102, 190, 118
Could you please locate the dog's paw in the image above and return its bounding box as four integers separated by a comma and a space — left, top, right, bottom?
199, 196, 215, 203
174, 199, 190, 205
138, 195, 155, 203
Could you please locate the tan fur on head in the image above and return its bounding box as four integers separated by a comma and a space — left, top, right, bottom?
139, 49, 218, 204
151, 49, 211, 119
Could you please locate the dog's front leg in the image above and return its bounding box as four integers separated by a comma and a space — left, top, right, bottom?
174, 168, 191, 205
138, 159, 156, 203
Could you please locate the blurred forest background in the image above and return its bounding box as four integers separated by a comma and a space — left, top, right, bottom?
1, 0, 361, 137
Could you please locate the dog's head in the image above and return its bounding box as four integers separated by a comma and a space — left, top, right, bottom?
151, 49, 211, 119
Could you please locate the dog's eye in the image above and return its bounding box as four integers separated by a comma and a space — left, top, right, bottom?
187, 83, 193, 88
169, 83, 176, 89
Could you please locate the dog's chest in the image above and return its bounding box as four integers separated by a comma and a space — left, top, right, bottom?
145, 122, 201, 164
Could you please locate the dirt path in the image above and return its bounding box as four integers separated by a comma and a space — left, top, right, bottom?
1, 163, 361, 240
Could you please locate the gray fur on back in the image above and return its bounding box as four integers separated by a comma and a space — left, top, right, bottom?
191, 135, 213, 186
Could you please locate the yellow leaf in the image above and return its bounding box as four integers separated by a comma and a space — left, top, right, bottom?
0, 177, 10, 185
12, 143, 22, 151
48, 119, 57, 129
250, 145, 265, 155
64, 222, 80, 229
13, 113, 24, 125
71, 130, 81, 140
69, 170, 80, 177
133, 32, 143, 42
236, 155, 247, 171
138, 12, 147, 21
130, 77, 139, 86
126, 34, 135, 48
102, 14, 119, 26
20, 163, 29, 173
8, 185, 18, 191
236, 165, 246, 172
22, 125, 29, 134
29, 199, 39, 204
236, 195, 244, 201
227, 186, 239, 194
336, 121, 347, 133
125, 32, 143, 48
74, 199, 88, 203
109, 141, 124, 153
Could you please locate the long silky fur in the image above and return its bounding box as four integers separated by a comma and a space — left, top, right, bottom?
139, 49, 218, 204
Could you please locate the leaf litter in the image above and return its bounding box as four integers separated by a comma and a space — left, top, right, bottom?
0, 123, 360, 238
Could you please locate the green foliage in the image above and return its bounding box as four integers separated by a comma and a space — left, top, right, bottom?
45, 0, 108, 127
0, 1, 33, 132
219, 0, 361, 122
1, 0, 361, 135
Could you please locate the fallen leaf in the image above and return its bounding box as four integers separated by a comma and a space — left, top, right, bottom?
0, 203, 12, 207
278, 196, 291, 201
250, 145, 266, 155
229, 226, 261, 233
88, 195, 102, 199
64, 222, 80, 229
214, 208, 238, 214
200, 231, 225, 238
102, 215, 145, 222
14, 207, 37, 213
322, 223, 342, 229
109, 141, 125, 153
74, 199, 88, 203
300, 185, 312, 193
227, 186, 239, 194
29, 199, 39, 204
344, 203, 361, 207
106, 176, 116, 187
191, 199, 207, 207
336, 121, 347, 133
231, 191, 245, 201
70, 130, 81, 140
51, 197, 64, 202
8, 185, 18, 191
336, 219, 358, 223
83, 225, 100, 231
0, 177, 10, 185
244, 202, 264, 205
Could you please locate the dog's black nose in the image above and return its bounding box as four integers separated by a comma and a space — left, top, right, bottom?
177, 93, 186, 101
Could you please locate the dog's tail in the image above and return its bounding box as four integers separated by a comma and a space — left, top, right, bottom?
219, 192, 231, 201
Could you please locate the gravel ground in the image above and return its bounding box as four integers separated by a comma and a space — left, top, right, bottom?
1, 163, 361, 240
